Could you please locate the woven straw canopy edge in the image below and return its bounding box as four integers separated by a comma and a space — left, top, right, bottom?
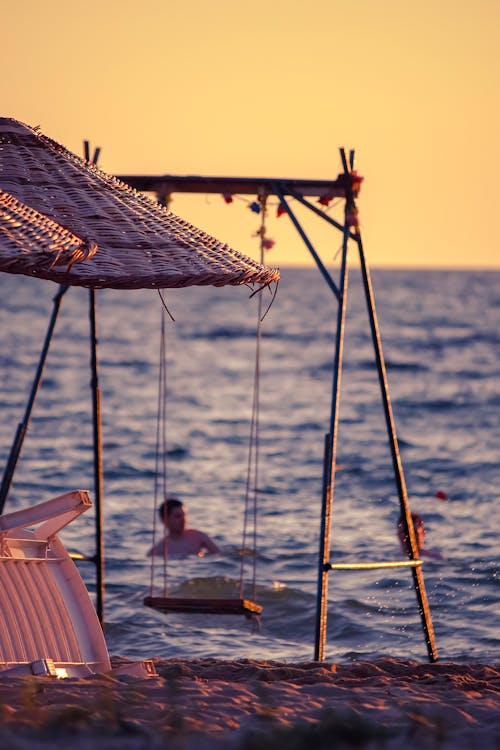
0, 118, 280, 289
0, 188, 97, 275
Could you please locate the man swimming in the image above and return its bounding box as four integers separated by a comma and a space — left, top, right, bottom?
397, 512, 443, 560
148, 497, 220, 557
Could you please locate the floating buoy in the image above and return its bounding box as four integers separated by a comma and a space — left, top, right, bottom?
435, 490, 448, 500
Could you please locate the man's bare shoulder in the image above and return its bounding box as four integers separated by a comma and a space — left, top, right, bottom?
149, 529, 220, 557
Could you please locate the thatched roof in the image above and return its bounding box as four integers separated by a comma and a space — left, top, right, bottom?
0, 188, 97, 276
0, 119, 279, 289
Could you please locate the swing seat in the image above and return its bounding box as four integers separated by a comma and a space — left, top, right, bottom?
143, 595, 262, 619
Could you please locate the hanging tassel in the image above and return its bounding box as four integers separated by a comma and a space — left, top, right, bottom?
157, 192, 172, 209
346, 206, 360, 230
318, 193, 334, 206
350, 170, 364, 197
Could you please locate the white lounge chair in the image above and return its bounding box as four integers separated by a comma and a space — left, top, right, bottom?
0, 489, 153, 678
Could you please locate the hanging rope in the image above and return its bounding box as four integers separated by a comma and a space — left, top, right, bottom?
238, 195, 266, 602
149, 299, 169, 598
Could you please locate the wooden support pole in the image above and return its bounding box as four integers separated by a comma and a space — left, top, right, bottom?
85, 143, 105, 629
315, 432, 334, 661
314, 191, 350, 662
0, 285, 68, 513
312, 149, 437, 662
89, 288, 105, 628
354, 232, 438, 662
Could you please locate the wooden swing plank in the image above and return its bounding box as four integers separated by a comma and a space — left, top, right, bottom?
144, 596, 262, 617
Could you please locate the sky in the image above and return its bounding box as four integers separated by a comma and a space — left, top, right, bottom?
3, 0, 499, 269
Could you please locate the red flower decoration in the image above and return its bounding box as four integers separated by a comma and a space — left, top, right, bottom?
346, 208, 359, 229
318, 193, 334, 207
350, 171, 364, 196
262, 238, 275, 250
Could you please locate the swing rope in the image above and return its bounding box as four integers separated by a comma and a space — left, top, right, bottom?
238, 311, 261, 600
149, 302, 169, 598
238, 196, 266, 602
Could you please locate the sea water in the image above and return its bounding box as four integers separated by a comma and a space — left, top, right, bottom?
0, 267, 498, 664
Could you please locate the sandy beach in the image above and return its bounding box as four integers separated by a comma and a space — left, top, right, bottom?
0, 658, 497, 749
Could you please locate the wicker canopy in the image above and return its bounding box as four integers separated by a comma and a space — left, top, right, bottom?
0, 119, 279, 289
0, 189, 97, 276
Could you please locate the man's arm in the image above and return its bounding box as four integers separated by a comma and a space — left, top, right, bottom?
199, 532, 220, 555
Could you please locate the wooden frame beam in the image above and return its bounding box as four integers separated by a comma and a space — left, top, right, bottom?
115, 173, 350, 198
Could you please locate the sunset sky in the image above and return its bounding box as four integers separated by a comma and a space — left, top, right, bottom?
3, 0, 499, 268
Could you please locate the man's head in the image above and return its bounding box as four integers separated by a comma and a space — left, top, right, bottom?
159, 497, 186, 536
